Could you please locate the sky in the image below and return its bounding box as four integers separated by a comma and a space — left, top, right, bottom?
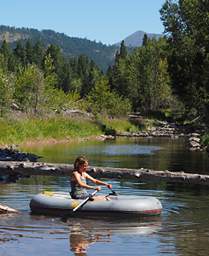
1, 0, 165, 45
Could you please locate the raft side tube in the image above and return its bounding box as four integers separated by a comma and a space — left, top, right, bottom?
30, 192, 162, 217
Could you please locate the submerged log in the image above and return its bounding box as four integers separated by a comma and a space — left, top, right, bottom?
0, 161, 209, 187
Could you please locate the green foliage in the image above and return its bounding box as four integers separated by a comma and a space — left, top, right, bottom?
43, 87, 81, 113
14, 41, 27, 66
0, 69, 14, 116
160, 0, 209, 123
0, 40, 17, 72
202, 133, 209, 147
0, 117, 101, 144
0, 53, 6, 71
109, 37, 173, 114
163, 96, 186, 121
43, 53, 58, 87
99, 117, 139, 133
136, 38, 172, 113
87, 77, 131, 117
14, 65, 45, 114
76, 55, 102, 96
116, 40, 128, 61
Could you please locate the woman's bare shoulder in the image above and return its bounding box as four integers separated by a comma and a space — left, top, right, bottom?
71, 171, 79, 178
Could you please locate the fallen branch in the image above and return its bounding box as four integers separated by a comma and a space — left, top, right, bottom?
0, 161, 209, 187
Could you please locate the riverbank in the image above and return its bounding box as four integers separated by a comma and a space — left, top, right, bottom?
0, 115, 207, 151
0, 115, 139, 147
0, 116, 102, 146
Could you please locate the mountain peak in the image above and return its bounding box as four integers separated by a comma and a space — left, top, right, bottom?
117, 30, 161, 47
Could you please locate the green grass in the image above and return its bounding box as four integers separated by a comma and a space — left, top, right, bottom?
100, 117, 139, 133
0, 116, 149, 145
201, 133, 209, 146
0, 117, 101, 145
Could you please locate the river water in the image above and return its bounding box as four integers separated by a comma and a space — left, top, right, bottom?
0, 137, 209, 256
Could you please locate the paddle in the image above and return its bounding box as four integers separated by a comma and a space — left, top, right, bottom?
108, 188, 118, 196
72, 190, 98, 212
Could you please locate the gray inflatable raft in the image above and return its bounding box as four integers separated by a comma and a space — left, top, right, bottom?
30, 191, 162, 216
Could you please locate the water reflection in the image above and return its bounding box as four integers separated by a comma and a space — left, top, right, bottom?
69, 222, 110, 256
161, 188, 209, 256
21, 137, 209, 173
1, 136, 209, 255
2, 175, 209, 255
67, 217, 162, 256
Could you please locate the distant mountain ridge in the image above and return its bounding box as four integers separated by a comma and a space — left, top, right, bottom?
0, 25, 162, 70
116, 30, 162, 47
0, 25, 117, 71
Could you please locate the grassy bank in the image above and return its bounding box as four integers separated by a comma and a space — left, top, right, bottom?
0, 116, 141, 146
0, 117, 102, 145
100, 117, 139, 133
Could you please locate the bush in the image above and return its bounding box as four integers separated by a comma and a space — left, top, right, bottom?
87, 77, 131, 117
97, 117, 139, 134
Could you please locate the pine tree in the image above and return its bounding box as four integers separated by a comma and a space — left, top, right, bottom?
14, 42, 26, 66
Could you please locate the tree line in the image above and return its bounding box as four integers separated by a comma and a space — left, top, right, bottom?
0, 0, 208, 127
0, 39, 130, 117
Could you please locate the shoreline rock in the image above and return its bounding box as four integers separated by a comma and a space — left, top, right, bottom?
188, 133, 203, 151
0, 145, 41, 183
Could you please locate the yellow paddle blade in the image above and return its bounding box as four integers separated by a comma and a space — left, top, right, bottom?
71, 200, 80, 209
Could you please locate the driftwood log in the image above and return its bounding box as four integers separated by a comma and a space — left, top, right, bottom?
0, 161, 209, 187
0, 204, 19, 214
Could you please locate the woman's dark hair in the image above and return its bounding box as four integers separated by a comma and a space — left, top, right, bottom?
73, 156, 88, 171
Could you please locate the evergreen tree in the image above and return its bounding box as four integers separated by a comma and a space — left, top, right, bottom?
14, 42, 26, 66
0, 40, 15, 71
61, 61, 73, 93
45, 44, 64, 88
25, 40, 34, 64
33, 41, 45, 68
43, 53, 58, 87
118, 40, 127, 59
142, 34, 148, 46
109, 41, 129, 95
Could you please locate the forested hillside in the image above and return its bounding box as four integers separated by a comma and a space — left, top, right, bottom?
0, 25, 117, 71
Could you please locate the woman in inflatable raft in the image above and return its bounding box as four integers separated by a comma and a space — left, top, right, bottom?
70, 156, 112, 200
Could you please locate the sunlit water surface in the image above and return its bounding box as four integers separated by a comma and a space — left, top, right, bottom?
0, 137, 209, 256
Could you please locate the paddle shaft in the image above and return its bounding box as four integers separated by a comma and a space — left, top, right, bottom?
72, 190, 97, 212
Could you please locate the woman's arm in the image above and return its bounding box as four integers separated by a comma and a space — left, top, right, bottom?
73, 172, 100, 190
85, 173, 112, 189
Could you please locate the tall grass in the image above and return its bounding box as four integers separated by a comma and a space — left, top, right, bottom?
0, 117, 101, 145
100, 117, 139, 133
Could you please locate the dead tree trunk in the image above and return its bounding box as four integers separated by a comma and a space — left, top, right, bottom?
0, 161, 209, 187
